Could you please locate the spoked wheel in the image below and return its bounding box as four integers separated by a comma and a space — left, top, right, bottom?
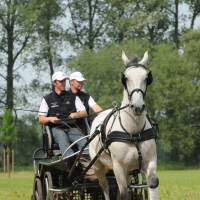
43, 171, 54, 200
33, 178, 43, 200
129, 171, 148, 200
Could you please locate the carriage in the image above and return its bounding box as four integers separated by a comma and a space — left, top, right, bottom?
31, 117, 152, 200
31, 51, 159, 200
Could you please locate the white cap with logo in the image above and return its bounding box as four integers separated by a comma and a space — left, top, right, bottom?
69, 72, 87, 81
52, 71, 69, 81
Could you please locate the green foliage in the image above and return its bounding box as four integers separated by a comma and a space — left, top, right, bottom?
0, 109, 17, 146
67, 37, 200, 164
13, 115, 42, 166
67, 39, 152, 108
66, 0, 113, 50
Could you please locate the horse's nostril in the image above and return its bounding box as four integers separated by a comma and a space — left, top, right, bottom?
131, 105, 134, 108
135, 107, 140, 113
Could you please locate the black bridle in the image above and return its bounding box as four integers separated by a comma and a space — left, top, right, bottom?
121, 63, 153, 101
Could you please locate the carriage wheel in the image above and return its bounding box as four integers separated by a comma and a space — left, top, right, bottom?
33, 178, 43, 200
43, 171, 54, 200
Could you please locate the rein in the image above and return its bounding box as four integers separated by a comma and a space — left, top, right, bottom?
0, 105, 113, 121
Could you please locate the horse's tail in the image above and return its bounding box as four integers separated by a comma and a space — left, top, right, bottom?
79, 155, 97, 181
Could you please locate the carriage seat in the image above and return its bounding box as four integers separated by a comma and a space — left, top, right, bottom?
42, 118, 91, 157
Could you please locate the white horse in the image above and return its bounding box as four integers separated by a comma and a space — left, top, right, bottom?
89, 51, 159, 200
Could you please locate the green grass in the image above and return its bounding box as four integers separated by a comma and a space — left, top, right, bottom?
0, 170, 200, 200
157, 170, 200, 200
0, 171, 34, 200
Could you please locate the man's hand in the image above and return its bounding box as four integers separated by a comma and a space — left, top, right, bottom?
39, 115, 59, 124
69, 113, 78, 119
49, 117, 59, 123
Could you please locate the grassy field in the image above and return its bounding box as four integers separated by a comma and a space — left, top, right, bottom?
0, 170, 200, 200
0, 171, 34, 200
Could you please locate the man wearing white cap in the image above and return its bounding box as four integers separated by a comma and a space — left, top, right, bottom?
69, 71, 102, 115
38, 71, 88, 157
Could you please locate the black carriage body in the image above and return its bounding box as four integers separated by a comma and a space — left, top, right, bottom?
31, 117, 119, 200
32, 151, 118, 200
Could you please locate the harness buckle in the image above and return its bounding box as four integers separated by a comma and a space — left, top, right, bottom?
72, 180, 78, 187
138, 151, 142, 161
112, 101, 118, 108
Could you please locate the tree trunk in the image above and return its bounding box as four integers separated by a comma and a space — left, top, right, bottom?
46, 7, 54, 91
46, 34, 54, 91
88, 0, 94, 50
6, 25, 14, 109
7, 145, 10, 178
174, 0, 179, 48
4, 148, 6, 178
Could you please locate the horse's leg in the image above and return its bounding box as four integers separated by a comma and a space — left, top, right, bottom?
113, 162, 131, 200
93, 160, 110, 200
115, 175, 132, 200
126, 174, 133, 185
143, 158, 159, 200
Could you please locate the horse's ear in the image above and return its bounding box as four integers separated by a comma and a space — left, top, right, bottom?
122, 50, 130, 66
138, 51, 148, 65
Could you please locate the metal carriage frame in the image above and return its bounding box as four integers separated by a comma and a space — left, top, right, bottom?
31, 116, 149, 200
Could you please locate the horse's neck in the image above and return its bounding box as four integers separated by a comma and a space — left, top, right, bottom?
119, 90, 146, 133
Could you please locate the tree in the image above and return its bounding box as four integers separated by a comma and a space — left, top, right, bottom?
180, 28, 200, 164
146, 42, 198, 162
112, 0, 171, 44
66, 0, 119, 50
0, 0, 40, 114
184, 0, 200, 29
67, 38, 200, 164
67, 39, 152, 108
13, 114, 42, 166
27, 0, 67, 92
0, 108, 17, 177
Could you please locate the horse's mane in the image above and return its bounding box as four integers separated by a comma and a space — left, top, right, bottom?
127, 54, 141, 66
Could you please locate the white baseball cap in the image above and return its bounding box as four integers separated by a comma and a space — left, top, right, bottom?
52, 71, 69, 81
69, 72, 87, 81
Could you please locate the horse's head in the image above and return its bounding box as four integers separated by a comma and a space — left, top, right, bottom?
121, 51, 153, 116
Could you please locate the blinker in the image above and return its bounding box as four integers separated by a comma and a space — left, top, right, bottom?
121, 63, 153, 90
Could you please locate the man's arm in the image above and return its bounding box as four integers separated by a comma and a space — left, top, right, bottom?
39, 115, 59, 124
69, 110, 87, 119
38, 98, 59, 124
91, 104, 103, 113
88, 96, 103, 113
70, 96, 88, 118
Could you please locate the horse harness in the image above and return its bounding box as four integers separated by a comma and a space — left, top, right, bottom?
70, 105, 158, 190
98, 63, 157, 174
99, 104, 158, 174
121, 63, 153, 101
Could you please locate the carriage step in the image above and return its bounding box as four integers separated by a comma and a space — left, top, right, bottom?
49, 179, 118, 194
49, 182, 101, 193
129, 184, 148, 189
49, 187, 71, 194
